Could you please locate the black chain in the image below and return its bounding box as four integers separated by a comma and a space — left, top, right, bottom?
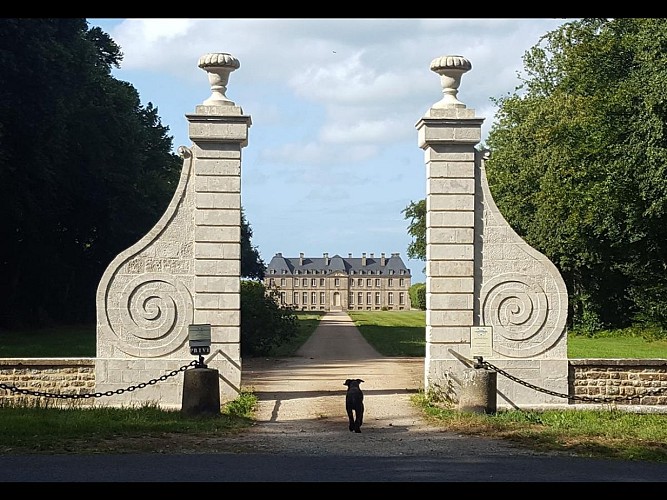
0, 360, 199, 400
474, 356, 667, 404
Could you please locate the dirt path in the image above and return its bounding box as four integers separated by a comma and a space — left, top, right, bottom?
231, 312, 544, 457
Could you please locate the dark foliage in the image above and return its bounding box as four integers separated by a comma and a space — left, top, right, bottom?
240, 280, 298, 356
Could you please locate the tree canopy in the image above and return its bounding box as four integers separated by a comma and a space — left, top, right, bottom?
404, 18, 667, 332
0, 19, 265, 328
486, 18, 667, 331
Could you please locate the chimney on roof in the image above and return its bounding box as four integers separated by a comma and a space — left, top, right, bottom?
370, 253, 374, 259
381, 253, 386, 266
324, 252, 329, 265
299, 252, 304, 266
348, 253, 352, 258
362, 252, 366, 266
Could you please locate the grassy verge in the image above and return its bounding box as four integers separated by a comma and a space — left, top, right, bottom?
2, 311, 667, 461
414, 397, 667, 462
0, 391, 257, 454
4, 311, 667, 359
348, 310, 425, 356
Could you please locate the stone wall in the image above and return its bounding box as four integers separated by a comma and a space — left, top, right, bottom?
569, 359, 667, 406
2, 358, 667, 408
0, 359, 96, 407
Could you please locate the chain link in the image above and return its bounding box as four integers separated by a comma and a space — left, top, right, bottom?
475, 357, 667, 404
0, 360, 199, 400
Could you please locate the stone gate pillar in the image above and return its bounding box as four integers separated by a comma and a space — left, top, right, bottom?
95, 53, 250, 409
416, 55, 569, 409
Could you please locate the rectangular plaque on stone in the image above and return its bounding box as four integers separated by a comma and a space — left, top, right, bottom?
470, 326, 493, 358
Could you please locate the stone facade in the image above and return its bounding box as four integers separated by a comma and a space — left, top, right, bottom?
264, 252, 412, 311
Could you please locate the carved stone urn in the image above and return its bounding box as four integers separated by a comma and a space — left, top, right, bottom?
429, 55, 472, 109
198, 52, 240, 106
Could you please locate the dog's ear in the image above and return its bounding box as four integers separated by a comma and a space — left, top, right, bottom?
344, 379, 351, 386
357, 379, 364, 384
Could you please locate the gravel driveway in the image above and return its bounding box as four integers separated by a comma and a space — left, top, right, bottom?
235, 311, 549, 458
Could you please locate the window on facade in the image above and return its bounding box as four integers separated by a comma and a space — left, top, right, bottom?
400, 270, 405, 275
358, 292, 363, 304
375, 292, 380, 305
280, 278, 286, 287
388, 292, 394, 305
366, 292, 371, 305
375, 278, 380, 287
311, 278, 316, 287
388, 278, 393, 287
399, 293, 405, 305
349, 292, 354, 304
311, 292, 317, 305
320, 278, 325, 286
335, 278, 340, 287
294, 279, 299, 287
269, 278, 275, 287
389, 269, 394, 275
302, 278, 307, 287
350, 280, 354, 287
400, 278, 405, 287
293, 292, 299, 304
280, 292, 286, 304
320, 292, 325, 304
366, 279, 371, 287
358, 278, 362, 286
303, 292, 308, 304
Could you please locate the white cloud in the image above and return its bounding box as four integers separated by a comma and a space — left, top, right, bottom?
89, 17, 576, 284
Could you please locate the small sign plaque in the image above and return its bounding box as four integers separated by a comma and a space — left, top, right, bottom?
188, 324, 211, 356
470, 326, 493, 358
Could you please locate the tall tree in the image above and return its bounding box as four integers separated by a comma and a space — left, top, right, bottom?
241, 208, 266, 280
486, 18, 667, 331
0, 19, 182, 328
402, 199, 426, 262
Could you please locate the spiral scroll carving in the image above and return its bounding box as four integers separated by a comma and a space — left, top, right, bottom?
481, 273, 561, 358
106, 273, 194, 357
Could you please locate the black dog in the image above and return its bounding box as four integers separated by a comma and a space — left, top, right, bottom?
344, 378, 364, 433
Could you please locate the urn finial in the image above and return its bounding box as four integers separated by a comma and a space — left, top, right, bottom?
198, 53, 240, 106
429, 55, 472, 109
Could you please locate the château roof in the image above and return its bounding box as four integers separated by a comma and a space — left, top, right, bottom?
266, 252, 411, 277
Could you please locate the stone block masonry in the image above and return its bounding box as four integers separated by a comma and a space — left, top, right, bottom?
0, 359, 96, 407
570, 359, 667, 406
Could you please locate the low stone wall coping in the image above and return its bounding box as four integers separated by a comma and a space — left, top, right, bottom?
0, 358, 95, 367
569, 359, 667, 367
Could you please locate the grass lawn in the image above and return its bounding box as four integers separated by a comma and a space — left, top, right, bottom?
3, 310, 667, 359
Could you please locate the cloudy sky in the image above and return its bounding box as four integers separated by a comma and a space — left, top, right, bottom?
88, 18, 573, 284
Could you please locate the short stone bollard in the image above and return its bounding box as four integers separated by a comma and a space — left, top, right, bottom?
458, 367, 497, 414
181, 367, 221, 417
